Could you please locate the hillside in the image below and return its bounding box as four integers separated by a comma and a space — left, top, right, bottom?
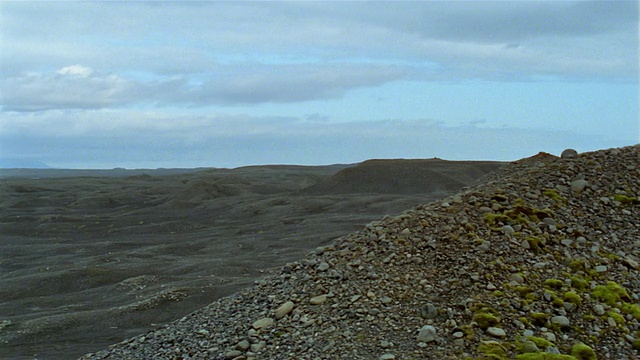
78, 145, 640, 359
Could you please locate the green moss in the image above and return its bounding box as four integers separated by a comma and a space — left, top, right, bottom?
527, 236, 545, 253
473, 311, 501, 330
483, 212, 510, 224
543, 189, 567, 203
568, 259, 587, 273
515, 353, 575, 360
591, 281, 631, 306
570, 343, 597, 360
621, 303, 640, 320
612, 194, 639, 205
632, 338, 640, 350
516, 286, 535, 297
530, 312, 549, 326
477, 341, 508, 359
569, 275, 589, 291
608, 311, 625, 326
526, 336, 554, 348
552, 297, 565, 308
564, 291, 583, 306
544, 279, 564, 290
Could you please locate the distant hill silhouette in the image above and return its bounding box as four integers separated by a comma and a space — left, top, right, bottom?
0, 159, 51, 169
302, 158, 505, 195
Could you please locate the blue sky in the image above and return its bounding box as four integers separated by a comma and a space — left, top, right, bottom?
1, 1, 638, 169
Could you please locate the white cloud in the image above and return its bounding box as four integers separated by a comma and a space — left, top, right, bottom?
57, 65, 93, 77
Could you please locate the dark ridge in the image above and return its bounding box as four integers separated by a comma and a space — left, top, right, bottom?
302, 158, 506, 195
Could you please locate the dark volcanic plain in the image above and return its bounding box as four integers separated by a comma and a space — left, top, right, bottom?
0, 159, 505, 359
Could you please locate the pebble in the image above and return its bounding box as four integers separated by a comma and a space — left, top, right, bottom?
251, 318, 274, 330
274, 301, 295, 319
550, 316, 571, 329
571, 179, 589, 193
417, 325, 437, 343
379, 354, 395, 360
420, 303, 438, 319
486, 327, 506, 338
310, 294, 328, 305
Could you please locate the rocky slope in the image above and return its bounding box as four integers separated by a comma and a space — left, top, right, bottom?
80, 145, 639, 359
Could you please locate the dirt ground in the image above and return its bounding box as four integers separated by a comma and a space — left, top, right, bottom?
0, 159, 504, 359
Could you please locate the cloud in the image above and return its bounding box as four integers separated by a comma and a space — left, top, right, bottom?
1, 63, 407, 111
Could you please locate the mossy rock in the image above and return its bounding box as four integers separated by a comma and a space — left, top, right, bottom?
612, 194, 639, 205
569, 275, 589, 291
515, 353, 575, 359
473, 311, 501, 330
563, 291, 582, 306
526, 336, 554, 349
621, 302, 640, 320
570, 343, 597, 360
591, 281, 631, 306
530, 312, 549, 326
608, 311, 625, 326
477, 341, 508, 359
544, 279, 564, 290
543, 189, 567, 204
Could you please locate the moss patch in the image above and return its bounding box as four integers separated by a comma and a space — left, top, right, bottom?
591, 281, 631, 306
570, 343, 597, 360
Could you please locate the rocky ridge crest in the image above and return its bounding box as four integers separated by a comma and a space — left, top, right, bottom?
81, 145, 640, 359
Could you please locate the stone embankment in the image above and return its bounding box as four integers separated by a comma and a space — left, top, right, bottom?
81, 145, 640, 359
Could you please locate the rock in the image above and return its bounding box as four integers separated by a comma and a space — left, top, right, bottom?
561, 149, 579, 159
417, 325, 437, 343
236, 340, 250, 351
379, 354, 396, 360
252, 318, 274, 330
571, 179, 589, 194
594, 265, 607, 273
224, 350, 243, 359
510, 273, 525, 284
274, 301, 295, 319
486, 327, 506, 338
502, 225, 515, 235
622, 256, 639, 270
317, 262, 330, 271
310, 294, 328, 305
420, 303, 438, 319
519, 340, 540, 353
550, 316, 570, 329
593, 305, 606, 316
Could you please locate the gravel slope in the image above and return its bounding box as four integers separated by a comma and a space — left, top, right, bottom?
80, 145, 639, 359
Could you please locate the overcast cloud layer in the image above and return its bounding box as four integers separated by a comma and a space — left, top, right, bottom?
1, 1, 638, 168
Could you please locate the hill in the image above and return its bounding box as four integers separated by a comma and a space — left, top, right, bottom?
79, 145, 640, 359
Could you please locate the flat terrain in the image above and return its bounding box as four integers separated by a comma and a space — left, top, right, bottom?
0, 159, 504, 359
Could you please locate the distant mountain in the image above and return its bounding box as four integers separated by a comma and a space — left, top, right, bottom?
0, 159, 51, 169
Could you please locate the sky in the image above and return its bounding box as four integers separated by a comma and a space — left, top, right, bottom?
1, 1, 638, 169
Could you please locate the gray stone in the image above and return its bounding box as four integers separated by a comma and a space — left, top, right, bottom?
593, 304, 606, 316
379, 354, 396, 360
561, 149, 578, 159
274, 301, 295, 319
420, 303, 438, 319
519, 340, 540, 353
417, 325, 437, 343
310, 294, 327, 305
486, 327, 506, 338
236, 340, 250, 351
502, 225, 515, 235
252, 318, 274, 330
550, 316, 570, 329
571, 179, 589, 193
